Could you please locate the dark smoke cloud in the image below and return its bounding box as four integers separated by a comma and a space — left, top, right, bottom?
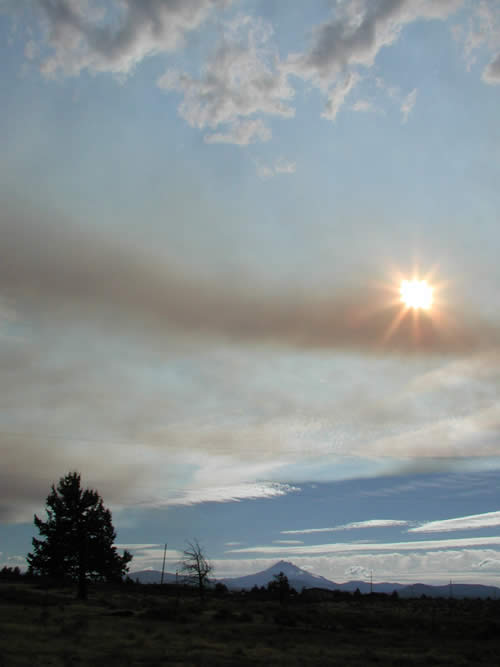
0, 201, 494, 355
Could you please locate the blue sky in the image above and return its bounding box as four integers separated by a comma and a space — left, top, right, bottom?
2, 0, 500, 586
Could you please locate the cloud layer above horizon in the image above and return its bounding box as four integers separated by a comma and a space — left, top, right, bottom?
2, 0, 500, 534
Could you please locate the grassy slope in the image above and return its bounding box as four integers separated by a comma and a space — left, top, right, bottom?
1, 583, 500, 666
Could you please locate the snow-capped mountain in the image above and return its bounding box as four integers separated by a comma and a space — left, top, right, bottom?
128, 561, 500, 598
220, 560, 338, 591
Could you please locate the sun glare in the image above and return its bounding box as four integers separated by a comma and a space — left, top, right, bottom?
400, 279, 433, 310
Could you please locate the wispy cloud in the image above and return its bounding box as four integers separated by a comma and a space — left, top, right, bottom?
114, 544, 163, 550
454, 0, 500, 84
400, 88, 417, 123
352, 100, 378, 113
410, 510, 500, 533
226, 536, 500, 556
204, 119, 271, 146
256, 157, 296, 179
281, 519, 409, 534
158, 482, 300, 506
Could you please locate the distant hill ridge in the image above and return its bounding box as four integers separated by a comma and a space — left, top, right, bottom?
129, 560, 500, 599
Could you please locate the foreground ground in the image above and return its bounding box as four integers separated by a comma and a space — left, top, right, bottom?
1, 582, 500, 666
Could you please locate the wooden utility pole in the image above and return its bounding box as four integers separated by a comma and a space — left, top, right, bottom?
160, 543, 167, 585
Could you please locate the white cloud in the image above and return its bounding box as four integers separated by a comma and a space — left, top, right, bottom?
281, 527, 335, 535
0, 295, 16, 326
335, 519, 409, 531
272, 540, 304, 545
409, 354, 500, 393
345, 565, 372, 579
158, 14, 294, 145
24, 38, 38, 61
360, 401, 500, 460
352, 99, 377, 113
226, 535, 500, 556
274, 158, 296, 174
210, 548, 500, 585
455, 0, 500, 82
285, 0, 462, 119
255, 162, 274, 180
256, 157, 296, 179
322, 72, 360, 121
410, 510, 500, 533
119, 546, 184, 571
482, 52, 500, 84
475, 557, 500, 570
114, 543, 163, 550
30, 0, 230, 78
400, 87, 417, 123
204, 118, 271, 146
159, 481, 300, 506
281, 519, 408, 534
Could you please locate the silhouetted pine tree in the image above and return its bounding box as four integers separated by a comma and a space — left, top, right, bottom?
27, 472, 132, 599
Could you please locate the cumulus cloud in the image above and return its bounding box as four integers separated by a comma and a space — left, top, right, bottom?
158, 14, 294, 145
345, 565, 372, 579
28, 0, 230, 77
281, 519, 408, 534
410, 510, 500, 533
285, 0, 462, 119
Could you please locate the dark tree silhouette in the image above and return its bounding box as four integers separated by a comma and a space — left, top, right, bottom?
181, 539, 212, 600
0, 566, 22, 581
268, 571, 292, 604
27, 472, 132, 599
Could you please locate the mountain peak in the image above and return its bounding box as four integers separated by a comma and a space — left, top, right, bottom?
274, 560, 296, 569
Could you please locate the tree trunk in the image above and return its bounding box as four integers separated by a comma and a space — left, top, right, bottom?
77, 529, 88, 600
78, 569, 88, 600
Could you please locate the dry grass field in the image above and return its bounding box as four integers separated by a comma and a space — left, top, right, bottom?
1, 582, 500, 666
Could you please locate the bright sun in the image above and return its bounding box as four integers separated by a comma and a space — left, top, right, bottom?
400, 279, 433, 310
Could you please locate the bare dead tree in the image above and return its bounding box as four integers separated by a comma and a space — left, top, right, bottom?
181, 539, 212, 600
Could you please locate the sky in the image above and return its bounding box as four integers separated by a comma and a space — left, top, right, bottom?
2, 0, 500, 587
